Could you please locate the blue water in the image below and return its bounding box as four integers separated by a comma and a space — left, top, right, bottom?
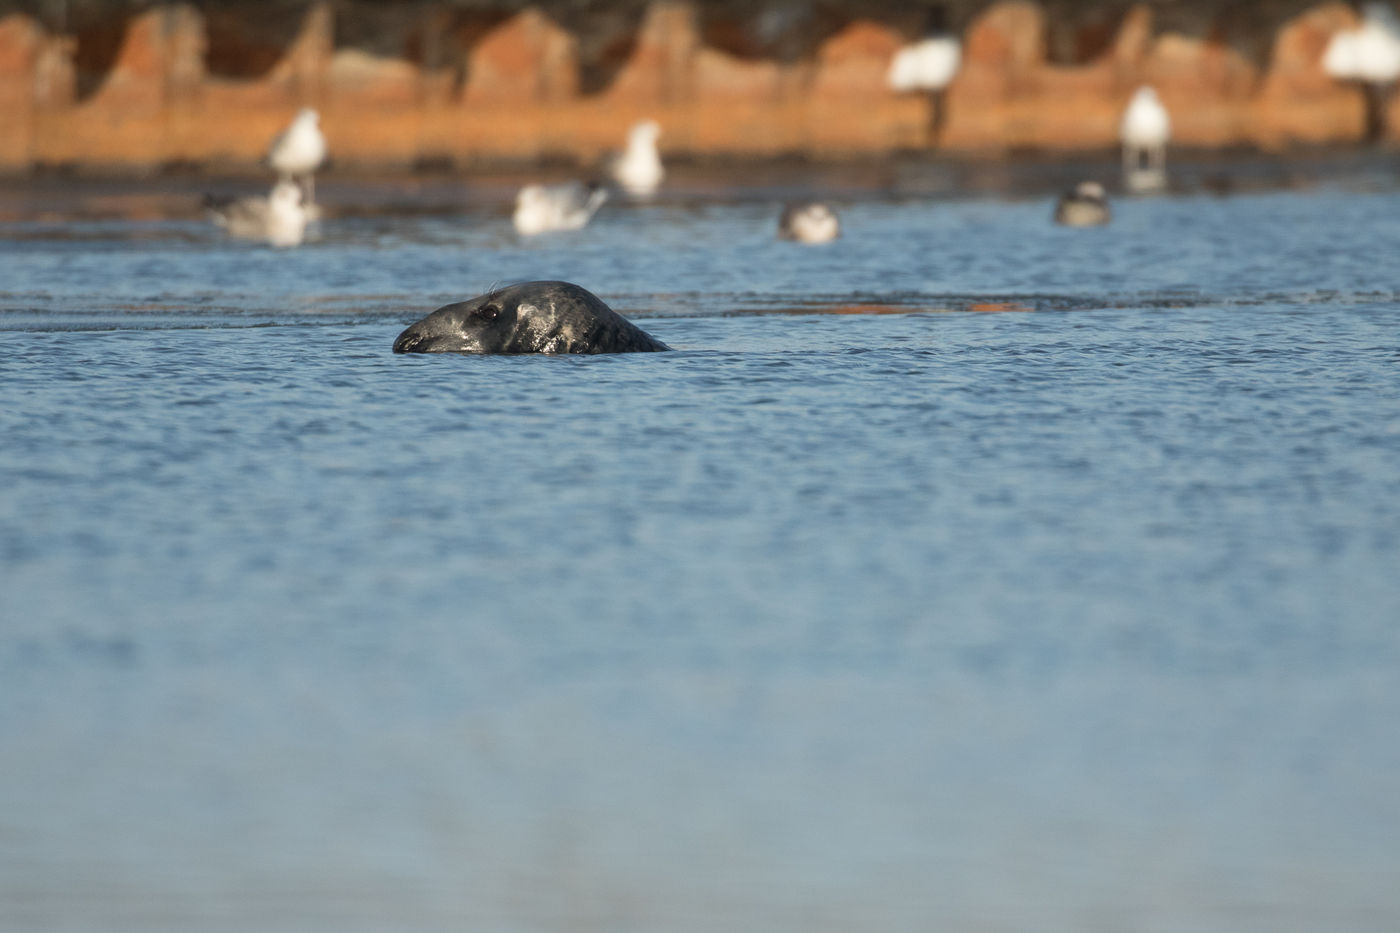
2, 170, 1399, 931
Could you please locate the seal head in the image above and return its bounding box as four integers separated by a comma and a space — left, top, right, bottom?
393, 280, 670, 355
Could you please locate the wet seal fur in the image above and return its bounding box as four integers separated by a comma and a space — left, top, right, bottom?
393, 281, 670, 355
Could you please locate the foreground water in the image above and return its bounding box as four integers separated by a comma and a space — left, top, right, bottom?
2, 160, 1399, 931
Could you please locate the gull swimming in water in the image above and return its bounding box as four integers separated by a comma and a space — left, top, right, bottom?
1120, 86, 1170, 191
1053, 181, 1111, 227
267, 108, 327, 206
204, 180, 310, 248
608, 120, 664, 197
777, 202, 841, 243
513, 182, 609, 236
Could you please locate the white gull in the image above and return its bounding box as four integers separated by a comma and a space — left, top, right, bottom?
267, 108, 327, 204
513, 182, 609, 236
777, 202, 841, 244
608, 120, 664, 197
1120, 86, 1170, 190
204, 180, 310, 248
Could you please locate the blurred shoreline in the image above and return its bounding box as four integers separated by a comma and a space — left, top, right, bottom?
1, 1, 1396, 172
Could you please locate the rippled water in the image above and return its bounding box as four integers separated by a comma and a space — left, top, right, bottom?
2, 160, 1399, 931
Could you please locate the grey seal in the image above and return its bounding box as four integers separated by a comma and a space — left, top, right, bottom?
393, 281, 670, 355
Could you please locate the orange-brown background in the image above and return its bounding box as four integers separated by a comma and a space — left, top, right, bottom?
0, 1, 1385, 172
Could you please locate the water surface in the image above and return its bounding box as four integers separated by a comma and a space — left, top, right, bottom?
2, 161, 1399, 931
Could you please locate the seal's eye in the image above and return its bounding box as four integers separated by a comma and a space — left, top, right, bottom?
475, 303, 500, 322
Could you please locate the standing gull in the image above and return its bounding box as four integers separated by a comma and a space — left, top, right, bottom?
513, 182, 609, 236
1323, 3, 1400, 142
204, 180, 311, 248
887, 8, 962, 145
608, 120, 664, 197
1120, 86, 1170, 191
267, 108, 327, 208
